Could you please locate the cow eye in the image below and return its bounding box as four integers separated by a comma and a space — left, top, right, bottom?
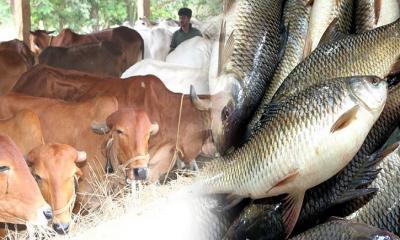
116, 129, 124, 134
33, 173, 42, 182
0, 166, 10, 172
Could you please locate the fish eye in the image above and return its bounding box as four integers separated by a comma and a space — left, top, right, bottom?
370, 77, 380, 86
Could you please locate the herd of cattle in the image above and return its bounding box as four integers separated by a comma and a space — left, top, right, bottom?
0, 17, 219, 235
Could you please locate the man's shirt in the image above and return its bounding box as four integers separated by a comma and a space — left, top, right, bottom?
170, 24, 202, 50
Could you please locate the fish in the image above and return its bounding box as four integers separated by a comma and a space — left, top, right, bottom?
290, 219, 400, 240
344, 143, 400, 235
354, 0, 400, 33
223, 200, 285, 240
272, 18, 400, 103
195, 76, 387, 236
192, 0, 285, 154
247, 0, 311, 135
294, 79, 400, 232
303, 0, 354, 57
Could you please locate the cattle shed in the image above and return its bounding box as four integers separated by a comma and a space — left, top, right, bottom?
10, 0, 151, 45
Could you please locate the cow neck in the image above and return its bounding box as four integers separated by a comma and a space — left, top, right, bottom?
52, 175, 78, 216
163, 93, 185, 184
104, 136, 150, 178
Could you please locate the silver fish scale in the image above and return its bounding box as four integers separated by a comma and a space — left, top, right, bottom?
273, 19, 400, 102
290, 220, 400, 240
202, 80, 350, 197
249, 0, 310, 131
347, 147, 400, 235
295, 83, 400, 231
225, 0, 282, 98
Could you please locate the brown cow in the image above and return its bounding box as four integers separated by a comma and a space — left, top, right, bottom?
0, 134, 52, 225
0, 110, 44, 155
0, 39, 35, 66
29, 26, 144, 71
0, 50, 32, 95
0, 93, 158, 211
0, 40, 34, 95
13, 65, 211, 182
27, 143, 86, 234
38, 41, 126, 77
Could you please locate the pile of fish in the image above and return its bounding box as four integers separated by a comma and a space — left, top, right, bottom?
189, 0, 400, 239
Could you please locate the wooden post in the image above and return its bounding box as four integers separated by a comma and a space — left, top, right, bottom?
137, 0, 150, 19
11, 0, 31, 45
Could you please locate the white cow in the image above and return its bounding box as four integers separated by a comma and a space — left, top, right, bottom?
132, 17, 176, 61
121, 59, 209, 95
166, 36, 212, 70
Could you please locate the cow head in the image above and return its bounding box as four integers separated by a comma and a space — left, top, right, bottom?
29, 30, 55, 55
190, 83, 240, 155
0, 135, 52, 226
26, 143, 86, 234
91, 108, 158, 182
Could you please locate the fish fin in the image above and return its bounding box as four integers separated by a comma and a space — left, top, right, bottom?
217, 20, 226, 75
374, 0, 382, 25
259, 102, 283, 124
376, 141, 400, 160
335, 188, 378, 204
386, 57, 400, 78
278, 22, 289, 63
282, 190, 305, 238
327, 216, 346, 221
318, 18, 348, 47
221, 194, 244, 211
305, 0, 314, 6
275, 171, 300, 188
218, 22, 234, 76
333, 143, 400, 204
330, 105, 360, 133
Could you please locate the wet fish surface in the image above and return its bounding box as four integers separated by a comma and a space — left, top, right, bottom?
206, 0, 284, 153
294, 79, 400, 232
354, 0, 400, 33
197, 76, 387, 236
290, 219, 400, 240
272, 18, 400, 102
248, 0, 311, 134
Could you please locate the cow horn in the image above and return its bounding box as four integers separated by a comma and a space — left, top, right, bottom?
76, 151, 87, 162
91, 122, 110, 134
190, 85, 211, 111
150, 123, 159, 135
46, 30, 55, 35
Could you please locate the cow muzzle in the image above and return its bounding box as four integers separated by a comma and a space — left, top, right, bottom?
121, 154, 150, 181
53, 223, 70, 235
133, 167, 149, 180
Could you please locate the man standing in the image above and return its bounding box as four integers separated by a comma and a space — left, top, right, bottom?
169, 7, 202, 52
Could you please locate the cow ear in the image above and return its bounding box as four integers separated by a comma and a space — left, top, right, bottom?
91, 122, 110, 135
76, 151, 87, 163
150, 123, 159, 135
0, 166, 10, 172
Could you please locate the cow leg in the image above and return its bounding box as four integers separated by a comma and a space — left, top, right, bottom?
148, 144, 175, 183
